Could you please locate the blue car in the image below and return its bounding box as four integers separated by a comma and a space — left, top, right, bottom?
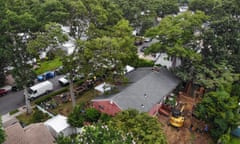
45, 71, 55, 79
37, 75, 45, 81
37, 71, 55, 82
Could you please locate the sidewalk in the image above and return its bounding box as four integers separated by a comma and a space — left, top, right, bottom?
1, 106, 27, 126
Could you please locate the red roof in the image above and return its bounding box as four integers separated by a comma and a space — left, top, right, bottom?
148, 104, 161, 116
92, 100, 121, 116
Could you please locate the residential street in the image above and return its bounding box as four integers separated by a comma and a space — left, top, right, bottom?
0, 75, 63, 115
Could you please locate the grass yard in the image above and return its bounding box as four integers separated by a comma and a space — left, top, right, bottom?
230, 136, 240, 144
35, 57, 62, 75
16, 108, 50, 125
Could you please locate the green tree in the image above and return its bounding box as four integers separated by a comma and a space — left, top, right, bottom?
201, 15, 240, 74
195, 87, 240, 142
156, 0, 179, 17
83, 19, 137, 83
1, 7, 39, 113
145, 11, 208, 85
188, 0, 220, 15
34, 0, 69, 25
113, 0, 178, 35
85, 108, 101, 123
77, 124, 134, 144
0, 118, 5, 144
68, 104, 86, 127
108, 109, 167, 144
56, 123, 134, 144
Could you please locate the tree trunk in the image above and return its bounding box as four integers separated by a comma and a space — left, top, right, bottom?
171, 56, 177, 68
184, 80, 192, 96
69, 79, 76, 107
23, 86, 32, 114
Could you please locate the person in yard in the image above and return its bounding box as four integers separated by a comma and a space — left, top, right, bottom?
189, 124, 193, 132
204, 124, 208, 133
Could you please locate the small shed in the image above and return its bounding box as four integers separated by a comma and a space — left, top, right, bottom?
44, 115, 74, 137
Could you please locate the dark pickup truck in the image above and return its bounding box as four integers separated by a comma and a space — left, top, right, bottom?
0, 89, 8, 96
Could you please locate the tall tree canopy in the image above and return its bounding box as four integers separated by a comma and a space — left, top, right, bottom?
195, 86, 240, 142
112, 0, 179, 35
108, 109, 167, 144
145, 11, 208, 83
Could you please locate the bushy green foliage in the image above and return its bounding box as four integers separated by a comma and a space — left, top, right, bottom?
67, 104, 86, 127
85, 108, 101, 123
68, 104, 102, 127
56, 135, 72, 144
108, 109, 167, 144
231, 83, 240, 99
31, 109, 46, 123
131, 58, 154, 68
56, 123, 134, 144
0, 118, 5, 144
195, 89, 240, 142
34, 87, 68, 105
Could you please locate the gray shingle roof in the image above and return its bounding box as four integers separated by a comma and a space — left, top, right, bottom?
112, 68, 180, 112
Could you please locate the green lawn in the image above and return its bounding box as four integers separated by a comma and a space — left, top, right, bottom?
230, 136, 240, 144
35, 57, 62, 75
16, 108, 50, 125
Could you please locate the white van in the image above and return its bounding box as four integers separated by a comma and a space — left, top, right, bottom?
26, 81, 54, 99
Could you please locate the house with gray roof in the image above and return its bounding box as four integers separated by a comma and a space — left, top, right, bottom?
92, 67, 180, 116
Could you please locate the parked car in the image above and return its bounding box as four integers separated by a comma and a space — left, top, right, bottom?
55, 66, 64, 75
37, 71, 55, 82
58, 77, 69, 86
0, 89, 8, 96
140, 46, 148, 52
143, 37, 152, 43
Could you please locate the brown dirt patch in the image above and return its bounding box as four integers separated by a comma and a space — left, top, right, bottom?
158, 94, 214, 144
158, 114, 213, 144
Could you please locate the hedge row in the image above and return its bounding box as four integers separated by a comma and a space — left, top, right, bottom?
34, 87, 69, 105
130, 58, 155, 68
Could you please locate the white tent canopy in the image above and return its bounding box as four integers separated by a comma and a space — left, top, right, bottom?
44, 115, 74, 137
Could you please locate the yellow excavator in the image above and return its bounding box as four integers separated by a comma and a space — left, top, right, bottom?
168, 104, 185, 128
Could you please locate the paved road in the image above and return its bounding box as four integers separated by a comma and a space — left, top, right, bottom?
0, 75, 63, 115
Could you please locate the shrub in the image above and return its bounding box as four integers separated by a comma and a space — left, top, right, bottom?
85, 108, 101, 123
34, 87, 68, 105
99, 113, 112, 123
130, 58, 154, 67
31, 109, 45, 123
9, 109, 19, 115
